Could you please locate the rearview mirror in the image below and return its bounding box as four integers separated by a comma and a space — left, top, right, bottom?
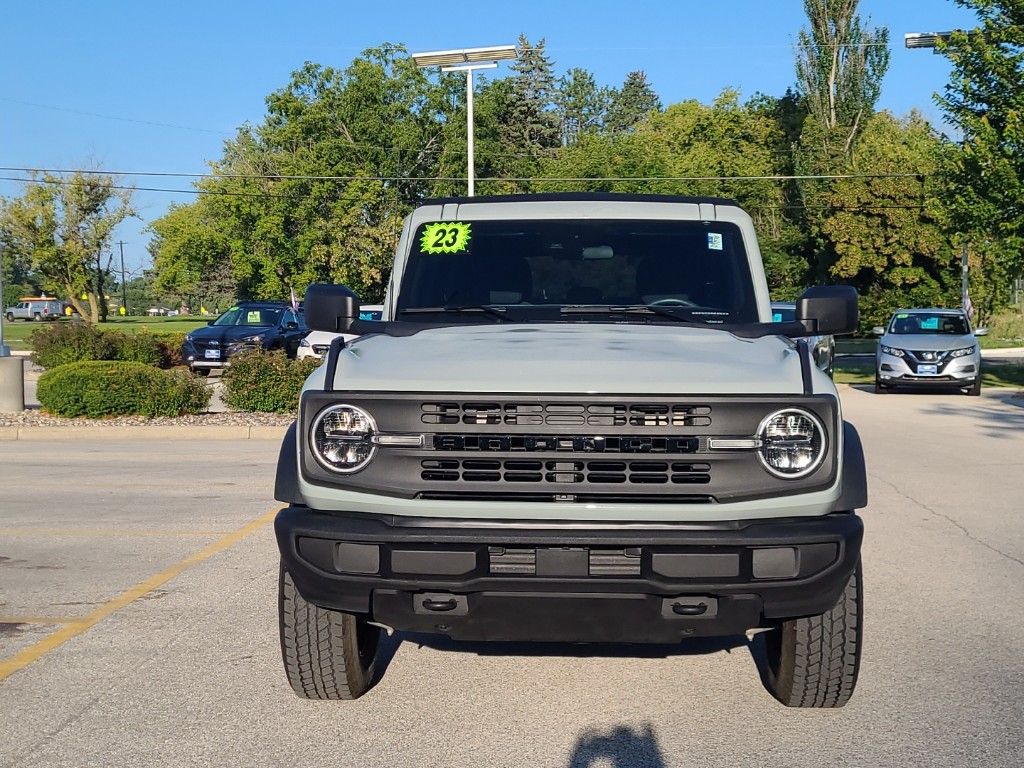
796, 285, 858, 336
872, 326, 885, 336
304, 284, 361, 333
974, 327, 988, 337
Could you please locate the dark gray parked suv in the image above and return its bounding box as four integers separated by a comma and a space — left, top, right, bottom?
182, 301, 305, 375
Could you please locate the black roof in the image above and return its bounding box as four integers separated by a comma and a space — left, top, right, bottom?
420, 192, 740, 207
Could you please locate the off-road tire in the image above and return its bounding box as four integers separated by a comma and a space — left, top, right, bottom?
279, 566, 381, 700
763, 559, 862, 708
965, 378, 981, 397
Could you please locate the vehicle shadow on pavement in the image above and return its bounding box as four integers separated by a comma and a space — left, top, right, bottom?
566, 723, 668, 768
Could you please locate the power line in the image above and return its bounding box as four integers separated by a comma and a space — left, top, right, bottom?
0, 166, 928, 183
0, 174, 931, 213
0, 97, 231, 136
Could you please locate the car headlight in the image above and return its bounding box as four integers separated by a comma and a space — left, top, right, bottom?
311, 404, 377, 473
880, 345, 905, 357
184, 334, 193, 343
757, 408, 827, 479
299, 338, 311, 347
950, 345, 977, 358
242, 335, 263, 343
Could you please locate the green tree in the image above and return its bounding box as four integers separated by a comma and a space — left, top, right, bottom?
0, 173, 134, 323
151, 46, 452, 302
606, 71, 661, 133
795, 0, 890, 158
815, 111, 957, 330
556, 67, 611, 145
935, 0, 1024, 319
502, 35, 560, 170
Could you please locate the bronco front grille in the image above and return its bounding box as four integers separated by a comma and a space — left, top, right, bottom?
421, 401, 712, 428
421, 459, 711, 485
432, 434, 699, 454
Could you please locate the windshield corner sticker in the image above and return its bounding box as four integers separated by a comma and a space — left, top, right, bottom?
420, 222, 472, 254
707, 232, 723, 251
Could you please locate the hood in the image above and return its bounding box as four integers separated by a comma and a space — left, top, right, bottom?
881, 333, 976, 352
328, 323, 807, 395
188, 324, 272, 343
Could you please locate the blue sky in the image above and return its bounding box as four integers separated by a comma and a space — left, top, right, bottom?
0, 0, 977, 276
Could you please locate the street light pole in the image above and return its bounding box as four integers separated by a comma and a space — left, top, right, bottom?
440, 62, 497, 197
905, 30, 973, 317
412, 45, 518, 197
118, 240, 128, 315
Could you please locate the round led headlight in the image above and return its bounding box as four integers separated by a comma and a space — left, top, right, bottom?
311, 404, 377, 473
757, 408, 826, 479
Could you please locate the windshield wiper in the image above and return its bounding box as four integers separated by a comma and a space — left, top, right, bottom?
559, 304, 723, 324
399, 305, 512, 323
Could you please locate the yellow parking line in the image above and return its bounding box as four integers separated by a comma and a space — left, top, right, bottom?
0, 528, 235, 538
0, 508, 277, 683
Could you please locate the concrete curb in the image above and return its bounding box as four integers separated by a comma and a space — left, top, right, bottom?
0, 423, 290, 441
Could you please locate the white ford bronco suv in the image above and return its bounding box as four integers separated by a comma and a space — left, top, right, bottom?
274, 193, 867, 707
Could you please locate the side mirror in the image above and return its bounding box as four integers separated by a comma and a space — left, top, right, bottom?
796, 285, 858, 336
872, 326, 885, 336
974, 327, 988, 337
285, 321, 298, 330
207, 320, 214, 326
304, 283, 360, 333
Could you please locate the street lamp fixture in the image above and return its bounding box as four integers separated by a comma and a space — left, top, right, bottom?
412, 45, 518, 196
904, 32, 954, 51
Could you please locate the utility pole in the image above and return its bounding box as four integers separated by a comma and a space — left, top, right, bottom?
0, 242, 8, 357
118, 241, 128, 316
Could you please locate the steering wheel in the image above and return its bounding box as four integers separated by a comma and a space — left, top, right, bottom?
648, 298, 698, 307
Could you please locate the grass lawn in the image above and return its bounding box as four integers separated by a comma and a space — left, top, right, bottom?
834, 358, 1024, 388
1, 316, 209, 351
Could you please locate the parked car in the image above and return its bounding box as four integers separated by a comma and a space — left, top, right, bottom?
296, 304, 383, 360
771, 301, 835, 376
874, 308, 986, 395
273, 192, 867, 707
181, 301, 306, 375
4, 297, 65, 321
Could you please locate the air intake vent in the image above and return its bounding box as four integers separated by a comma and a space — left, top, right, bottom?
421, 459, 710, 485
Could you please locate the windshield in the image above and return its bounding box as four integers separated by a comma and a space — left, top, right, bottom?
888, 312, 969, 335
397, 219, 758, 324
213, 307, 282, 327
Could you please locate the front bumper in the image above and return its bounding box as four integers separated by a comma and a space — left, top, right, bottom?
877, 352, 978, 387
276, 506, 863, 643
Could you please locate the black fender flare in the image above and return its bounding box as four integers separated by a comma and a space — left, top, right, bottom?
274, 421, 303, 504
833, 421, 868, 511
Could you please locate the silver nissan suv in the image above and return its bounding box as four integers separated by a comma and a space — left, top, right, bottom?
874, 308, 986, 395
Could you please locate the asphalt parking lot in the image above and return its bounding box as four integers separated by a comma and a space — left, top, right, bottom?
1, 385, 1023, 767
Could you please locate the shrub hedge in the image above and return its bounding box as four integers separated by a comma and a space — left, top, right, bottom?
29, 323, 185, 369
37, 361, 210, 418
223, 350, 318, 413
30, 323, 116, 369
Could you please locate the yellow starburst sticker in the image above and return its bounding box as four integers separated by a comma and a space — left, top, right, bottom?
420, 222, 472, 254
